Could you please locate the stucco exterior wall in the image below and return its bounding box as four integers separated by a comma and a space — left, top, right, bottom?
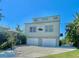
25, 21, 60, 38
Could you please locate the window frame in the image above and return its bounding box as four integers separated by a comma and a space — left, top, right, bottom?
45, 25, 53, 32
29, 26, 36, 32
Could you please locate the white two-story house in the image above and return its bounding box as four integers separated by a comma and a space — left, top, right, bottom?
25, 16, 60, 47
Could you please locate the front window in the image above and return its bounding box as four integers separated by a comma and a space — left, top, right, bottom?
45, 25, 53, 32
29, 26, 36, 32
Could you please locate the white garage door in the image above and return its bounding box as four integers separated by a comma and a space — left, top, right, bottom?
42, 39, 57, 47
27, 38, 39, 46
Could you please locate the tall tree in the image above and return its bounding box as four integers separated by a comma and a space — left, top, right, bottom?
65, 12, 79, 47
15, 25, 26, 45
16, 25, 22, 33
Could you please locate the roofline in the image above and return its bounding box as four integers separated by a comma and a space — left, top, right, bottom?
32, 15, 60, 19
24, 20, 60, 25
24, 15, 60, 24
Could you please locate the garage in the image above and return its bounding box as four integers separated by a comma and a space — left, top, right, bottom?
27, 38, 57, 47
42, 39, 57, 47
27, 38, 39, 46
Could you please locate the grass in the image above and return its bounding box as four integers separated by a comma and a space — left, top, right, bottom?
43, 49, 79, 58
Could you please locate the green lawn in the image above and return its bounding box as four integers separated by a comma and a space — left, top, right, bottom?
43, 49, 79, 58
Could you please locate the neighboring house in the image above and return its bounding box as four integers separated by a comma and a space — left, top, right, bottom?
25, 16, 60, 47
0, 26, 10, 32
0, 26, 17, 35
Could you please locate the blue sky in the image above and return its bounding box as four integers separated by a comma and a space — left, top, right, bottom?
0, 0, 79, 36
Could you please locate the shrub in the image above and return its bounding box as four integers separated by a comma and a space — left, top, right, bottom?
16, 33, 26, 45
59, 40, 62, 46
0, 31, 16, 50
0, 31, 9, 45
59, 39, 66, 46
0, 31, 26, 50
0, 42, 11, 50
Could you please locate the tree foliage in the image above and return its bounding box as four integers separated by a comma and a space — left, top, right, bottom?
0, 31, 16, 50
15, 25, 26, 45
0, 31, 9, 45
16, 33, 26, 45
16, 25, 22, 32
65, 12, 79, 47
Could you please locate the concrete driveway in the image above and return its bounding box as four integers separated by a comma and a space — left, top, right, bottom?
14, 46, 76, 58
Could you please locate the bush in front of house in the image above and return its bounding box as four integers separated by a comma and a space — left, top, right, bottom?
0, 31, 9, 45
59, 40, 62, 46
16, 33, 26, 45
0, 31, 11, 50
0, 31, 16, 50
0, 41, 11, 50
0, 30, 26, 50
59, 39, 66, 46
15, 25, 27, 45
